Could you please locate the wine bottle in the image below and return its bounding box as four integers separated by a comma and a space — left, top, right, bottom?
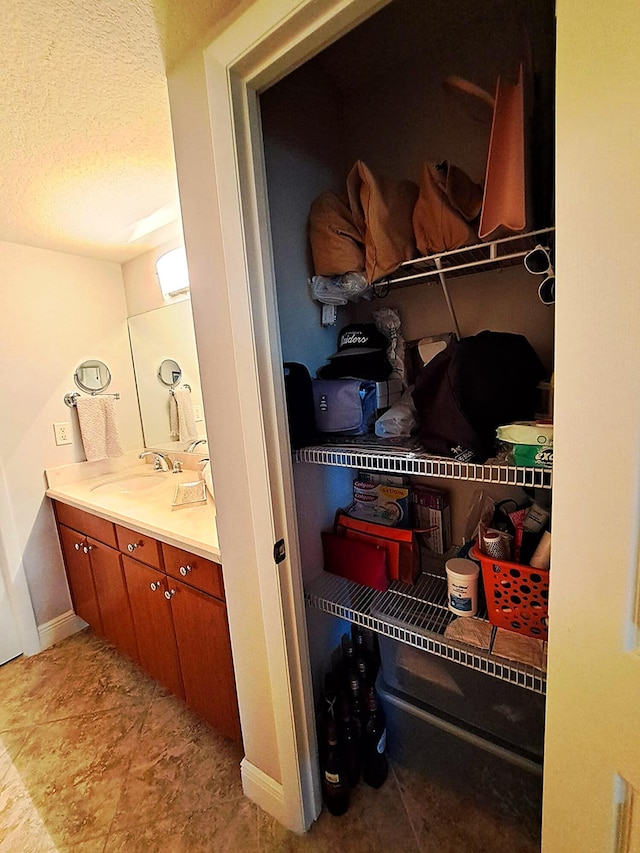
348, 673, 364, 741
339, 695, 361, 787
341, 635, 358, 693
322, 720, 350, 816
362, 685, 388, 789
323, 672, 338, 722
318, 672, 338, 766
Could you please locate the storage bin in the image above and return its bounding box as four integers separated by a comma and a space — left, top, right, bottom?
471, 545, 549, 640
376, 673, 543, 839
378, 635, 545, 759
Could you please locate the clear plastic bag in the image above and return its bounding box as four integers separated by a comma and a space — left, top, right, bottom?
310, 272, 372, 305
374, 388, 418, 437
373, 306, 406, 385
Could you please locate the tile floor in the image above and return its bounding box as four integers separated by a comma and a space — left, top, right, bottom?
0, 630, 541, 852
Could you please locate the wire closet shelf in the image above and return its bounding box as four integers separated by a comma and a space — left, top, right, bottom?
295, 446, 552, 489
379, 226, 555, 291
304, 571, 546, 695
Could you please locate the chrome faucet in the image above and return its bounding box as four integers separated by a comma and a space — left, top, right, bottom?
138, 450, 173, 472
185, 439, 207, 452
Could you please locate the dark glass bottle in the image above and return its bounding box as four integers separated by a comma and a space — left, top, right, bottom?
322, 720, 350, 816
323, 672, 338, 723
348, 673, 364, 741
318, 672, 338, 767
362, 686, 388, 789
339, 695, 361, 787
352, 625, 374, 691
341, 635, 358, 692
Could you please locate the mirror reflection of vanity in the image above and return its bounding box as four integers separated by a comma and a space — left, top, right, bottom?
128, 299, 208, 452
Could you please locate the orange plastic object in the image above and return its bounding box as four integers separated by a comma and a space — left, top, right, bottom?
471, 544, 548, 640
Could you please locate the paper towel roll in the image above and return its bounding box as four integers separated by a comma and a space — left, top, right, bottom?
529, 530, 551, 570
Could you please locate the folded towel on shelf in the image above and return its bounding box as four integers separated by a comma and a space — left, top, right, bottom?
169, 387, 198, 442
75, 396, 123, 462
443, 617, 493, 650
492, 628, 546, 671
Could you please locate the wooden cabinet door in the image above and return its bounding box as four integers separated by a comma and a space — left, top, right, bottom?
89, 538, 138, 662
58, 525, 104, 635
122, 555, 184, 699
169, 579, 241, 742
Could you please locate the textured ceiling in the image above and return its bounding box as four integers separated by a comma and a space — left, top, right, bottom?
0, 0, 245, 263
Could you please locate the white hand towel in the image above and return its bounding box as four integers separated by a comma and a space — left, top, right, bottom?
171, 388, 198, 442
169, 394, 180, 439
76, 396, 123, 462
201, 459, 214, 498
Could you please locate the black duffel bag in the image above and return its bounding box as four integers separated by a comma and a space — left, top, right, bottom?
412, 330, 546, 462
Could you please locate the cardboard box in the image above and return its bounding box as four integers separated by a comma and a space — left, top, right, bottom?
348, 473, 411, 528
411, 484, 451, 554
375, 379, 403, 412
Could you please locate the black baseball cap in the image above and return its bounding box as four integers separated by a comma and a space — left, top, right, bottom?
328, 323, 388, 359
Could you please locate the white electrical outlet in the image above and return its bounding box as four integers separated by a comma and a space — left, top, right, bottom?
54, 422, 72, 446
193, 404, 203, 422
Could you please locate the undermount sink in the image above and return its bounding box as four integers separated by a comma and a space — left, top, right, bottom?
90, 473, 167, 494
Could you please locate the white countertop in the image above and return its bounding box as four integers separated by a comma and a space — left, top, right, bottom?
45, 453, 220, 561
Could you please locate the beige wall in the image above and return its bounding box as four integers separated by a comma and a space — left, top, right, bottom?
0, 241, 143, 628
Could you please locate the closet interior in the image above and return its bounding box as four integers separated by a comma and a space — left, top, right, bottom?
259, 0, 555, 825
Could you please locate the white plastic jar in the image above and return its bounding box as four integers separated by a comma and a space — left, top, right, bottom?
445, 558, 480, 617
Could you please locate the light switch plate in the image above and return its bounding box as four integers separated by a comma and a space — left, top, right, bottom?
193, 404, 203, 422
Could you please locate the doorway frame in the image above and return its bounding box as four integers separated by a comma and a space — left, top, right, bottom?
0, 462, 41, 659
169, 0, 393, 832
172, 0, 569, 836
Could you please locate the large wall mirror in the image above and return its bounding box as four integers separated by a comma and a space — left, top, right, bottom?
128, 299, 208, 451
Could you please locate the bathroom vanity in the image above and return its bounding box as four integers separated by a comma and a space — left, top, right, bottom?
46, 456, 241, 743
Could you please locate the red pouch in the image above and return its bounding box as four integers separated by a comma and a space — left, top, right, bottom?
335, 511, 423, 584
321, 531, 389, 592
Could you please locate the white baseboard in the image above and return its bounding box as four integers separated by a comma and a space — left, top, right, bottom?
38, 610, 86, 650
241, 758, 306, 833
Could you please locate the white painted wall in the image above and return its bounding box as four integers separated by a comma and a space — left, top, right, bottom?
0, 241, 143, 632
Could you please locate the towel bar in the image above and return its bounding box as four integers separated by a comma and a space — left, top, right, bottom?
64, 391, 121, 408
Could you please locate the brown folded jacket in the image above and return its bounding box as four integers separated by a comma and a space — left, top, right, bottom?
308, 191, 365, 277
412, 161, 483, 256
347, 160, 419, 283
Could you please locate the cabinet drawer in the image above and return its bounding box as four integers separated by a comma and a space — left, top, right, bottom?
162, 543, 224, 600
54, 502, 117, 548
115, 524, 162, 569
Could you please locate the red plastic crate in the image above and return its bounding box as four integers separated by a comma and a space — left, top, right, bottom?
470, 545, 549, 640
